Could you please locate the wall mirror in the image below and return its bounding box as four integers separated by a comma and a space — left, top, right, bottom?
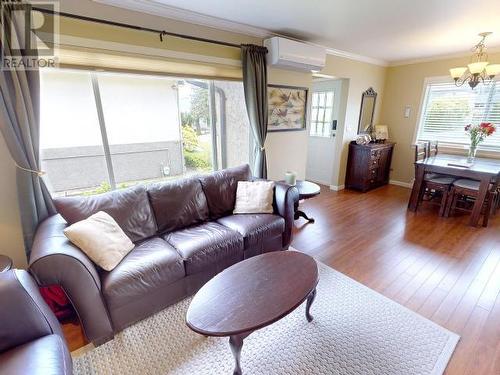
357, 87, 377, 134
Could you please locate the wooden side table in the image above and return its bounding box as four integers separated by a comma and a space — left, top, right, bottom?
280, 180, 321, 223
0, 255, 13, 273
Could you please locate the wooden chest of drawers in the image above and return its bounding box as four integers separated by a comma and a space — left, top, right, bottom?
345, 141, 395, 192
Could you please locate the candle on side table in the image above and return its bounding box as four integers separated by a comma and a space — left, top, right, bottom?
285, 171, 297, 185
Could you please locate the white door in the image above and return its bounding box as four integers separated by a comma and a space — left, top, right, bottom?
306, 79, 343, 185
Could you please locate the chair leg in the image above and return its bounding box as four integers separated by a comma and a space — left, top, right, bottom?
439, 188, 449, 217
494, 192, 499, 215
444, 188, 456, 218
483, 193, 493, 227
450, 192, 459, 218
416, 184, 426, 210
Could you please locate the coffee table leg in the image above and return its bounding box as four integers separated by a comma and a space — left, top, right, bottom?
229, 333, 247, 375
306, 288, 317, 322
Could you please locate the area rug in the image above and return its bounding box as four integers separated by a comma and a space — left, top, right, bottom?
73, 261, 459, 375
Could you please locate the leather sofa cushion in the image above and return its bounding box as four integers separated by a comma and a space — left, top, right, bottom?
0, 335, 72, 375
198, 164, 252, 219
217, 214, 285, 249
63, 211, 134, 271
164, 222, 244, 275
54, 185, 157, 243
101, 237, 185, 310
147, 177, 209, 234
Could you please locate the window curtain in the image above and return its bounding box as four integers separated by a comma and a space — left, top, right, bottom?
0, 6, 56, 256
241, 44, 268, 178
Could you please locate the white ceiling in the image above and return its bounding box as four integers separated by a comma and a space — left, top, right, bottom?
95, 0, 500, 64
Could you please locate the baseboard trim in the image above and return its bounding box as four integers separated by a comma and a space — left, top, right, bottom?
389, 180, 414, 189
307, 178, 331, 186
330, 184, 345, 191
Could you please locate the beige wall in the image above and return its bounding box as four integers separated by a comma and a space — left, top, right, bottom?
58, 0, 260, 47
0, 0, 387, 267
380, 51, 500, 184
54, 0, 388, 186
321, 55, 387, 187
266, 68, 313, 180
0, 0, 261, 268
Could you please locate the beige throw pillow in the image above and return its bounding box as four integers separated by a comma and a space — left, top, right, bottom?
63, 211, 134, 271
233, 181, 275, 214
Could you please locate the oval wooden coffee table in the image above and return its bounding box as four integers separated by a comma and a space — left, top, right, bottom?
186, 251, 319, 375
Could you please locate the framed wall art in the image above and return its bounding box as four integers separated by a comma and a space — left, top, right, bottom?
267, 84, 308, 132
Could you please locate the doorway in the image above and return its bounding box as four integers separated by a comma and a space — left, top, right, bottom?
306, 78, 347, 186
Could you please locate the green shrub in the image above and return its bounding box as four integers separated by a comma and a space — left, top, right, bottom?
184, 150, 211, 170
181, 125, 199, 152
82, 181, 111, 196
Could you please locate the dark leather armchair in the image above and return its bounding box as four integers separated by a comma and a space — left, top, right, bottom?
0, 269, 72, 375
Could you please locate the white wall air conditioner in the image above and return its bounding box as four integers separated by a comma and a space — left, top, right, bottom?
263, 37, 326, 72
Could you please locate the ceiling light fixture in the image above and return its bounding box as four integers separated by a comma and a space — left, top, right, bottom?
449, 32, 500, 89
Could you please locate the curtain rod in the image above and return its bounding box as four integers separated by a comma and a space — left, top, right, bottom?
32, 7, 242, 49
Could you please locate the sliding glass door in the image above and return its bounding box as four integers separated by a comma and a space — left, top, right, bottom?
40, 68, 251, 197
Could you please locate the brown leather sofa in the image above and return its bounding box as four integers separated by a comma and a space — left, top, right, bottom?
29, 165, 298, 345
0, 269, 72, 375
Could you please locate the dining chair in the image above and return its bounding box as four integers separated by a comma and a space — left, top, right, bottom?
444, 173, 500, 227
427, 140, 439, 157
414, 141, 428, 162
419, 140, 447, 180
414, 141, 456, 216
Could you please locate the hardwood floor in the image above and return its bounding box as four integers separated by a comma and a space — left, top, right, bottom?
293, 184, 500, 375
63, 184, 500, 374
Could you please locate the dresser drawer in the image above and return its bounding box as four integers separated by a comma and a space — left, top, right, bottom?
370, 149, 382, 159
369, 167, 378, 178
346, 141, 395, 192
369, 158, 380, 169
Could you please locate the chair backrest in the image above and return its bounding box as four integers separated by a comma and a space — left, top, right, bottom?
414, 141, 428, 162
427, 140, 439, 157
491, 172, 500, 191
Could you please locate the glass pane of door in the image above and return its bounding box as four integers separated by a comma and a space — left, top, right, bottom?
213, 80, 250, 169
177, 79, 214, 174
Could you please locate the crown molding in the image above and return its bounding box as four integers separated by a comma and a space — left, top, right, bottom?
93, 0, 388, 67
93, 0, 269, 38
389, 45, 500, 67
325, 47, 388, 67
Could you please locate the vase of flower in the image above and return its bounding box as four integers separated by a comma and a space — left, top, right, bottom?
467, 144, 477, 162
464, 122, 496, 163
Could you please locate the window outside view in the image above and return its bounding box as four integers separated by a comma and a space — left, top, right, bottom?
418, 81, 500, 151
40, 69, 250, 197
310, 90, 335, 137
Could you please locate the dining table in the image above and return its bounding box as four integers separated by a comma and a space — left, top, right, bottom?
408, 154, 500, 227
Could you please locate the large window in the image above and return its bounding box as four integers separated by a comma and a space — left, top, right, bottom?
310, 90, 335, 137
417, 80, 500, 151
40, 69, 250, 196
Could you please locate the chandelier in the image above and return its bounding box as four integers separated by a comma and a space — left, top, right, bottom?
449, 32, 500, 89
